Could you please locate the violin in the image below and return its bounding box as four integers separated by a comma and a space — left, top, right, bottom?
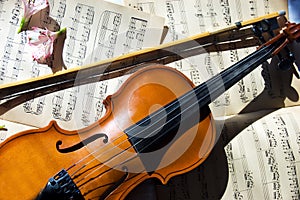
0, 12, 299, 200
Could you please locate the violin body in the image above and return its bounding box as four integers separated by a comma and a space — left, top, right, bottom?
0, 65, 216, 200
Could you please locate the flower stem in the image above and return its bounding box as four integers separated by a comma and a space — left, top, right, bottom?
0, 125, 6, 131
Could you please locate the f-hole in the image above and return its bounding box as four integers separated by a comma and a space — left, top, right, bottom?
56, 133, 109, 153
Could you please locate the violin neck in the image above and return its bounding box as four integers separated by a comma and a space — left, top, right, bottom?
195, 42, 277, 107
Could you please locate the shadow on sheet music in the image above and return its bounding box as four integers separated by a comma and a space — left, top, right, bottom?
124, 37, 300, 200
225, 39, 300, 143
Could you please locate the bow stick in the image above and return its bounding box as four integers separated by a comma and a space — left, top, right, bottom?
0, 11, 289, 115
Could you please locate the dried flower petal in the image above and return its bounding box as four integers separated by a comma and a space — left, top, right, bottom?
27, 27, 66, 65
18, 0, 49, 33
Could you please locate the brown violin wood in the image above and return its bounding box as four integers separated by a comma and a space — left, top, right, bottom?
0, 65, 215, 200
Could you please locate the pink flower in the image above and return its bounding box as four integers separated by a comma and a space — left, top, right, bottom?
18, 0, 49, 33
27, 27, 66, 64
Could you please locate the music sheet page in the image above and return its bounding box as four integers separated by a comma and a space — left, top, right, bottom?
0, 0, 165, 132
1, 0, 300, 200
153, 107, 300, 200
220, 107, 300, 200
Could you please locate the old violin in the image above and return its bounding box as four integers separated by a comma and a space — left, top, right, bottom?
0, 12, 299, 200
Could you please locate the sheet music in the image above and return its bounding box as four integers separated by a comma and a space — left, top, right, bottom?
0, 0, 299, 199
151, 107, 300, 200
221, 107, 300, 200
0, 0, 165, 130
124, 0, 300, 118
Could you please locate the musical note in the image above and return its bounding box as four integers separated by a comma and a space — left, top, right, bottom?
249, 73, 259, 99
65, 3, 94, 67
78, 10, 123, 126
22, 64, 48, 115
23, 98, 46, 115
206, 0, 218, 27
194, 0, 205, 31
0, 1, 24, 83
8, 1, 21, 26
190, 69, 202, 85
286, 113, 300, 153
225, 143, 242, 200
250, 125, 271, 199
204, 53, 230, 106
123, 17, 147, 53
137, 2, 155, 14
80, 81, 109, 127
249, 0, 258, 17
81, 84, 96, 126
166, 0, 188, 36
52, 89, 78, 121
220, 0, 231, 25
263, 0, 270, 14
91, 11, 121, 62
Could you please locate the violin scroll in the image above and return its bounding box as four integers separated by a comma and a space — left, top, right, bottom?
260, 21, 300, 55
283, 22, 300, 43
276, 22, 300, 73
256, 21, 300, 74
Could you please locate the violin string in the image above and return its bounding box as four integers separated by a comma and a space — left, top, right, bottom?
68, 52, 246, 176
74, 153, 147, 199
76, 149, 141, 188
88, 43, 278, 174
67, 73, 201, 178
71, 40, 281, 198
67, 69, 199, 174
83, 168, 145, 198
68, 82, 207, 188
71, 143, 133, 179
67, 122, 148, 176
137, 44, 278, 153
121, 45, 262, 135
73, 89, 202, 188
74, 56, 271, 194
68, 44, 275, 184
75, 144, 137, 184
76, 165, 114, 186
66, 133, 125, 172
68, 44, 239, 173
82, 181, 115, 198
68, 65, 223, 183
